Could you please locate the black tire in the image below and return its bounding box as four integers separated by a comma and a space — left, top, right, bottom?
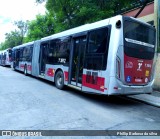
24, 65, 27, 76
55, 70, 64, 89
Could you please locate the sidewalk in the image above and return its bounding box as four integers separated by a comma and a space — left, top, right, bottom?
127, 91, 160, 107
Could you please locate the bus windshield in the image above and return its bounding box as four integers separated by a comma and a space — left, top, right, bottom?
123, 18, 156, 60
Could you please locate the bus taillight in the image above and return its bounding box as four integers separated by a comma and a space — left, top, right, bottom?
116, 57, 121, 79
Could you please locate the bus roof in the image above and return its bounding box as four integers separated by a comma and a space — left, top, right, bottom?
41, 15, 123, 42
12, 41, 34, 50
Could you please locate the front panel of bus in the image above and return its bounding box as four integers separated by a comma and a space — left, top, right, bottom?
123, 17, 156, 86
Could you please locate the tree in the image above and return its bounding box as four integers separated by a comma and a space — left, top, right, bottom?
0, 30, 22, 50
42, 0, 109, 32
25, 14, 54, 42
0, 20, 28, 50
36, 0, 140, 33
14, 20, 28, 44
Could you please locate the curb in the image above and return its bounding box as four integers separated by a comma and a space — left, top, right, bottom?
127, 94, 160, 108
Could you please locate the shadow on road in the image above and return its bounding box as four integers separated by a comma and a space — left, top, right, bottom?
11, 68, 143, 108
64, 87, 142, 108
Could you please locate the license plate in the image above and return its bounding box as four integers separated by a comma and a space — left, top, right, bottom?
132, 88, 143, 92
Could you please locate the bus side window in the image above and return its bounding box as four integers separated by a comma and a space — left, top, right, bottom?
48, 38, 70, 65
12, 50, 15, 61
57, 38, 70, 65
85, 26, 110, 70
23, 47, 27, 61
48, 40, 56, 64
4, 52, 6, 60
29, 46, 33, 62
16, 49, 20, 62
88, 27, 108, 53
19, 48, 24, 61
23, 46, 33, 62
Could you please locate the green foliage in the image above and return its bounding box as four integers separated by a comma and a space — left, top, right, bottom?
45, 0, 77, 32
0, 30, 22, 50
44, 0, 136, 33
14, 20, 28, 43
1, 0, 152, 50
0, 20, 28, 50
25, 14, 54, 42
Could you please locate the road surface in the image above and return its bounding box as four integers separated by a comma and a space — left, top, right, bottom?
0, 66, 159, 139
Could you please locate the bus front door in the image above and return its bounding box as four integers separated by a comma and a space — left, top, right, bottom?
70, 36, 86, 87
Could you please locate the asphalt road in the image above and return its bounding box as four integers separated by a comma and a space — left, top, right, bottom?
0, 66, 160, 139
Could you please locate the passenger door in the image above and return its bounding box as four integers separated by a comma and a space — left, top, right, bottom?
69, 36, 86, 87
39, 42, 49, 75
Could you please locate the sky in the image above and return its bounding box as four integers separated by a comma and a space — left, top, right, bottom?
0, 0, 46, 43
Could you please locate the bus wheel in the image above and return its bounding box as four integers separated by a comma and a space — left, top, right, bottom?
24, 65, 27, 76
55, 70, 64, 89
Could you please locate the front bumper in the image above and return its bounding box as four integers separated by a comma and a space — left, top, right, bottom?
108, 77, 153, 95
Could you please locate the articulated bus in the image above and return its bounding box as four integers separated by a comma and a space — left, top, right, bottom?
12, 42, 34, 75
0, 48, 12, 66
11, 15, 156, 95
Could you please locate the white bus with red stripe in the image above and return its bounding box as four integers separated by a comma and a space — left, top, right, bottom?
11, 42, 33, 75
11, 15, 156, 95
0, 48, 12, 66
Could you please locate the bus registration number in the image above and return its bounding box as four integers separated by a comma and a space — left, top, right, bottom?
58, 58, 66, 63
132, 88, 143, 92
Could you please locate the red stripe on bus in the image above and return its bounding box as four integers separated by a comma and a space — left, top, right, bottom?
27, 65, 32, 71
20, 64, 25, 69
47, 68, 55, 77
82, 74, 105, 92
64, 71, 69, 81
